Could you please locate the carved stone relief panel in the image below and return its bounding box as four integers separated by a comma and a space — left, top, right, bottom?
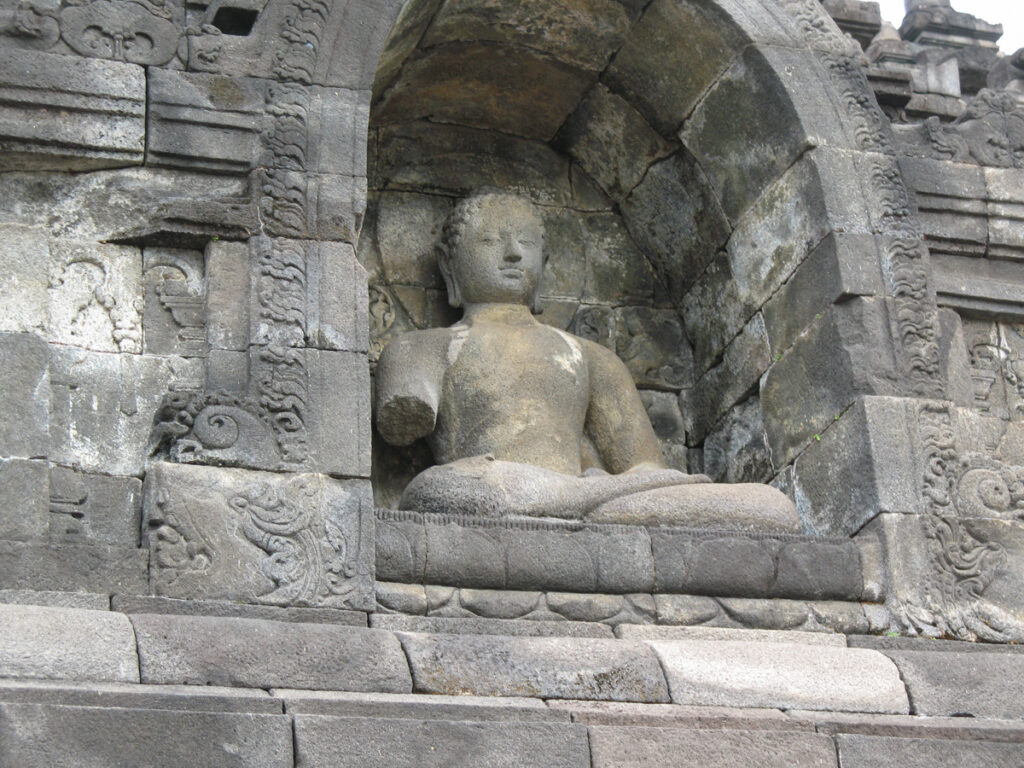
882, 400, 1024, 643
1, 0, 184, 65
962, 318, 1024, 422
48, 242, 142, 354
142, 248, 206, 358
143, 461, 374, 610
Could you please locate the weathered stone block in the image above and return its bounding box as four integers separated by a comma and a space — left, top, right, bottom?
49, 347, 203, 477
0, 703, 292, 768
371, 614, 614, 638
48, 240, 142, 354
0, 590, 109, 611
615, 307, 692, 390
761, 233, 885, 357
682, 46, 835, 221
579, 214, 655, 305
147, 69, 264, 174
0, 540, 147, 594
111, 594, 367, 627
144, 462, 373, 610
373, 191, 449, 289
0, 604, 139, 683
616, 624, 846, 646
836, 734, 1024, 767
132, 613, 412, 692
774, 541, 863, 600
556, 84, 675, 200
142, 248, 206, 357
422, 0, 631, 71
205, 240, 250, 352
621, 151, 730, 300
702, 396, 772, 483
651, 532, 775, 598
690, 313, 772, 443
0, 332, 49, 460
294, 714, 591, 768
639, 390, 688, 471
373, 43, 593, 141
48, 465, 142, 547
0, 459, 48, 541
398, 632, 670, 702
0, 50, 144, 170
374, 121, 574, 205
647, 639, 909, 713
588, 726, 839, 768
0, 225, 49, 334
379, 511, 655, 593
276, 689, 561, 721
793, 396, 920, 536
685, 151, 872, 370
251, 236, 369, 353
604, 0, 749, 135
0, 679, 281, 714
761, 298, 902, 468
884, 650, 1024, 719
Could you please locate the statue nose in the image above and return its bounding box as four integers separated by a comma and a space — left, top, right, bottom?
504, 240, 523, 262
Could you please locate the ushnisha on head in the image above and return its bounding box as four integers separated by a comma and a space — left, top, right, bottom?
438, 189, 547, 314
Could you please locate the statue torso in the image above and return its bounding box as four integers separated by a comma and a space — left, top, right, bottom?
430, 318, 590, 475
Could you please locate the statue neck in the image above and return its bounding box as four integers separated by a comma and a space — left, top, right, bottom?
460, 302, 537, 326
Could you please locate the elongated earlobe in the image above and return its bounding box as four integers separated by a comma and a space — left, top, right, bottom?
436, 245, 462, 309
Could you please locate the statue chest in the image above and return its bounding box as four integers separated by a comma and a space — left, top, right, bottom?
439, 324, 590, 436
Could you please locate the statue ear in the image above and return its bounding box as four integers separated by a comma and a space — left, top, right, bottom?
436, 244, 462, 309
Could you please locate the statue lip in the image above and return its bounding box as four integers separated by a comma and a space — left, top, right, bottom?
500, 267, 524, 278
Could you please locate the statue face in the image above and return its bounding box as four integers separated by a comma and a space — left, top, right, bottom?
449, 197, 544, 307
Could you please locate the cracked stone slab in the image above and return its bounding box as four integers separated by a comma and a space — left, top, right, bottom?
646, 639, 909, 713
397, 632, 670, 702
0, 703, 291, 768
293, 714, 591, 768
0, 603, 139, 683
272, 689, 565, 722
132, 613, 412, 693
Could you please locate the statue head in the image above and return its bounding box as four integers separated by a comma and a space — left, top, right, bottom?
439, 189, 546, 313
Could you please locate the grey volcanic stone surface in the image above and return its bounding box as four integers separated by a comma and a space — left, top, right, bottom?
0, 703, 292, 768
883, 650, 1024, 718
646, 639, 909, 713
0, 679, 280, 714
274, 690, 565, 722
587, 726, 839, 768
0, 604, 138, 683
371, 614, 613, 637
131, 614, 412, 693
546, 700, 807, 730
293, 714, 591, 768
397, 632, 671, 702
112, 595, 367, 626
836, 734, 1024, 767
615, 625, 845, 646
0, 541, 148, 593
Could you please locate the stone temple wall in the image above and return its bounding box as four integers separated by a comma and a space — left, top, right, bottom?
1, 0, 1024, 764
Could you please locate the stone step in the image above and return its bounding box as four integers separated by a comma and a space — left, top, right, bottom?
2, 602, 1023, 721
1, 692, 1023, 767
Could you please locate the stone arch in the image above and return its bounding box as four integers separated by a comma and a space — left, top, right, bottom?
293, 0, 945, 534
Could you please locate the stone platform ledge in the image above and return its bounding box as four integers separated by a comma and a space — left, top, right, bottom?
5, 604, 1024, 719
376, 508, 866, 600
376, 581, 877, 634
2, 686, 1024, 768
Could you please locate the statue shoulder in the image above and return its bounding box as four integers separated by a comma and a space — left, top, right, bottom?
379, 326, 455, 367
574, 334, 631, 375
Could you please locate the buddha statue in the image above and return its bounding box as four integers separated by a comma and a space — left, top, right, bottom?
375, 189, 800, 533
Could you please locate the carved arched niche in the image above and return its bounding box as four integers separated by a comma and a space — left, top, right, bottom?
352, 0, 944, 531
